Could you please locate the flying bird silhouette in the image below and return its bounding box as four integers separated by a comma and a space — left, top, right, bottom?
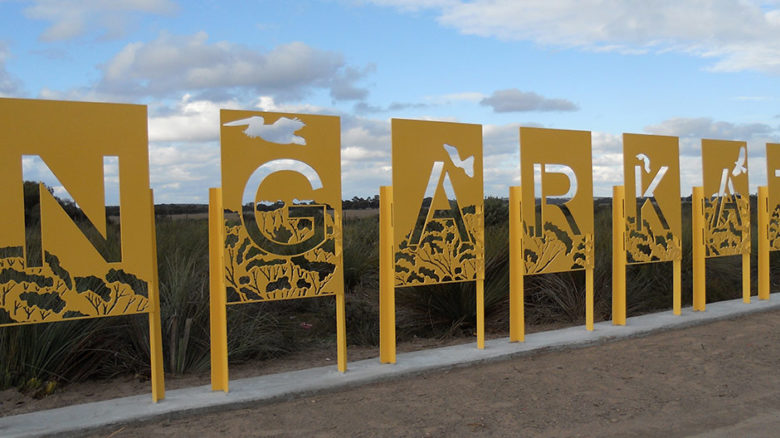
732, 146, 746, 176
443, 143, 474, 178
223, 116, 306, 145
636, 153, 651, 173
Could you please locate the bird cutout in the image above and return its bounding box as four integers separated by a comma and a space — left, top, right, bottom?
636, 153, 651, 173
732, 146, 746, 176
443, 143, 474, 178
223, 116, 307, 145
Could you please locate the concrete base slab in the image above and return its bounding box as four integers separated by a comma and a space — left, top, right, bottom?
2, 294, 778, 437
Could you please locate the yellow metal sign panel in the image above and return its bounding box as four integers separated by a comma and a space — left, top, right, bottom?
391, 118, 484, 287
520, 127, 594, 275
220, 110, 343, 303
623, 133, 682, 264
0, 98, 155, 326
767, 143, 780, 250
701, 139, 750, 257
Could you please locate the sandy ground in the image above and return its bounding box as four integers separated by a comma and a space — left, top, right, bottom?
58, 309, 780, 437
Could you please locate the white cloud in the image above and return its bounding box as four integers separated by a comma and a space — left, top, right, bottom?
143, 113, 778, 201
24, 0, 178, 41
0, 43, 22, 97
592, 131, 622, 154
483, 152, 520, 195
369, 0, 780, 74
145, 95, 351, 202
148, 142, 220, 203
252, 96, 329, 115
645, 117, 774, 139
587, 128, 780, 195
148, 95, 237, 142
644, 117, 778, 157
330, 65, 375, 101
590, 132, 624, 195
97, 32, 371, 101
353, 100, 429, 114
482, 123, 519, 155
342, 146, 386, 161
340, 116, 392, 195
481, 88, 578, 113
424, 91, 485, 105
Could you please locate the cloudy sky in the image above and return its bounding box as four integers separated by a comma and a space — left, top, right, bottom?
2, 0, 780, 202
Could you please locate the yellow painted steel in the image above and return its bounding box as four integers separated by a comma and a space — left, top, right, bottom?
335, 206, 347, 371
761, 142, 780, 301
208, 187, 229, 392
519, 127, 594, 275
336, 291, 347, 371
612, 185, 626, 326
758, 186, 770, 300
622, 134, 682, 317
379, 186, 396, 363
673, 238, 681, 315
212, 110, 348, 389
220, 111, 344, 303
391, 119, 484, 287
0, 98, 163, 400
701, 139, 750, 258
148, 189, 165, 402
701, 139, 750, 305
622, 134, 682, 265
742, 252, 751, 303
692, 187, 706, 311
476, 279, 485, 349
387, 118, 485, 359
0, 98, 156, 325
519, 127, 594, 330
509, 186, 524, 342
586, 253, 594, 332
767, 143, 780, 255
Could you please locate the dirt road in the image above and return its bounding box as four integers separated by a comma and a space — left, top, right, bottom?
88, 309, 780, 437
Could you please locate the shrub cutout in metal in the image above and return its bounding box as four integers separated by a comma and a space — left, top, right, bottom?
0, 98, 156, 327
767, 143, 780, 250
220, 110, 343, 302
701, 139, 750, 257
623, 134, 681, 264
520, 127, 594, 275
391, 119, 484, 287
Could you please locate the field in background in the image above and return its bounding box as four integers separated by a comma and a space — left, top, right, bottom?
2, 197, 775, 399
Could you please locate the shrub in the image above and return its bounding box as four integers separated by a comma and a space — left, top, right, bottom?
2, 197, 777, 392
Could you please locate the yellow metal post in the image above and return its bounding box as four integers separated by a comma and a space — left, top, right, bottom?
612, 186, 626, 326
509, 186, 524, 342
208, 187, 229, 392
673, 236, 681, 315
147, 189, 165, 402
379, 186, 396, 364
335, 207, 348, 372
742, 249, 751, 304
476, 279, 485, 349
586, 233, 594, 332
743, 195, 751, 304
336, 292, 347, 372
692, 187, 706, 311
758, 186, 770, 300
586, 261, 594, 331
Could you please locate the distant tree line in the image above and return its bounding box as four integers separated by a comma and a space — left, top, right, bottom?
341, 195, 379, 210
153, 204, 209, 216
